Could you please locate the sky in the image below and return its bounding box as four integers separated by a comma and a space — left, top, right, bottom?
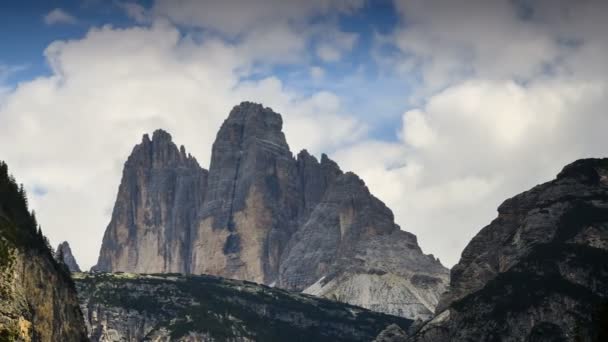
1, 0, 607, 270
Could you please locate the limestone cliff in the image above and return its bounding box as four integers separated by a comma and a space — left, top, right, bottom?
75, 272, 412, 342
56, 241, 81, 272
94, 102, 449, 320
95, 130, 208, 273
401, 158, 608, 341
0, 161, 87, 341
191, 102, 301, 283
282, 172, 449, 320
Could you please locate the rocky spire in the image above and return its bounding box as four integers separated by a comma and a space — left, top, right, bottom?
55, 241, 81, 272
94, 129, 208, 273
191, 102, 302, 283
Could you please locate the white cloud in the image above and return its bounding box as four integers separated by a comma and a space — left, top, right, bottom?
335, 78, 608, 266
117, 2, 150, 23
44, 8, 77, 25
317, 44, 341, 62
333, 0, 608, 266
316, 29, 358, 62
0, 19, 364, 270
310, 66, 325, 81
153, 0, 364, 35
4, 0, 608, 272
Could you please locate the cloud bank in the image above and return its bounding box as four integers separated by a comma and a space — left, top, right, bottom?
1, 0, 607, 269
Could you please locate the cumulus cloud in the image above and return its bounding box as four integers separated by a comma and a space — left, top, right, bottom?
0, 19, 364, 269
153, 0, 364, 35
310, 66, 325, 80
3, 0, 608, 271
117, 1, 150, 23
336, 78, 608, 266
334, 0, 608, 266
44, 8, 77, 25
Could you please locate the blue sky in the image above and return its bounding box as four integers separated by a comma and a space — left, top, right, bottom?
1, 0, 410, 141
1, 0, 607, 269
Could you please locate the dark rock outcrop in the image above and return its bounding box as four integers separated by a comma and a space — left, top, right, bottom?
0, 161, 87, 341
94, 129, 208, 273
56, 241, 81, 272
374, 324, 409, 342
94, 102, 448, 320
75, 272, 412, 342
404, 158, 608, 342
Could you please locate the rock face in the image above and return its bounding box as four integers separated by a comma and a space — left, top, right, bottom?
95, 130, 207, 273
284, 173, 449, 320
191, 103, 301, 284
56, 241, 81, 272
94, 102, 448, 320
405, 158, 608, 342
75, 272, 412, 342
0, 161, 87, 341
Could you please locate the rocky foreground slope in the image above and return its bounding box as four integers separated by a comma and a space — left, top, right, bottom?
94, 102, 448, 320
0, 161, 87, 341
75, 272, 412, 342
381, 158, 608, 341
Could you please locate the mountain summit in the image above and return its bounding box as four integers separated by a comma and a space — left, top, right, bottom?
55, 241, 81, 272
403, 158, 608, 341
93, 102, 448, 320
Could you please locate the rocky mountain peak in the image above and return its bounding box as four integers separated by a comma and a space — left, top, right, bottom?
214, 101, 289, 154
96, 103, 449, 320
151, 128, 172, 142
407, 157, 608, 341
55, 241, 81, 272
94, 130, 208, 273
129, 129, 200, 170
556, 158, 608, 185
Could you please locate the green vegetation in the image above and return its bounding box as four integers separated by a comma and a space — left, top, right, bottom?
0, 326, 19, 342
0, 161, 73, 284
77, 273, 412, 342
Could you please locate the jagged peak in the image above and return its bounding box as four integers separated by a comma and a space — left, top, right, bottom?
321, 153, 342, 172
225, 101, 283, 130
141, 129, 172, 145
296, 150, 342, 173
297, 149, 313, 160
129, 129, 202, 169
55, 240, 81, 272
556, 158, 608, 184
152, 129, 172, 142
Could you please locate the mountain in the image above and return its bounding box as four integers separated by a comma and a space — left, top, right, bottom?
75, 272, 412, 342
395, 158, 608, 341
284, 172, 448, 319
95, 129, 208, 273
0, 161, 87, 341
56, 241, 81, 272
93, 102, 448, 320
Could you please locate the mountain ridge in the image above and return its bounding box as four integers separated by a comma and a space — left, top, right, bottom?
93, 101, 449, 320
397, 158, 608, 341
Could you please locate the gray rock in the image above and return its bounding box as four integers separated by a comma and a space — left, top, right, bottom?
75, 272, 412, 342
374, 324, 408, 342
281, 172, 449, 320
407, 158, 608, 342
191, 102, 302, 284
93, 102, 449, 320
56, 241, 81, 272
94, 129, 208, 273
